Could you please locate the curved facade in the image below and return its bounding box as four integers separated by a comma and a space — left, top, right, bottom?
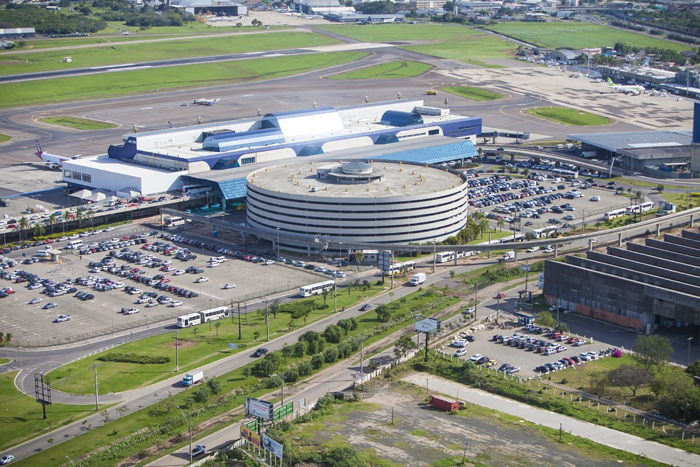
246, 160, 468, 250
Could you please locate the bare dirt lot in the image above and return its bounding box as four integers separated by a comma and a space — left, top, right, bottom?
285, 380, 644, 466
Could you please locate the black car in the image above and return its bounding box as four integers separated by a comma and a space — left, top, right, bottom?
464, 335, 475, 342
360, 304, 371, 311
251, 348, 268, 358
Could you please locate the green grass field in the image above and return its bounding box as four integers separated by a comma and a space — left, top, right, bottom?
485, 22, 691, 51
0, 372, 99, 452
0, 32, 338, 76
442, 86, 503, 101
329, 60, 432, 80
317, 23, 515, 63
0, 52, 366, 108
0, 134, 11, 143
39, 116, 116, 130
526, 107, 613, 126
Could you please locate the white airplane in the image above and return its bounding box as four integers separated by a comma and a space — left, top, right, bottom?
192, 98, 220, 106
606, 78, 645, 94
34, 140, 80, 170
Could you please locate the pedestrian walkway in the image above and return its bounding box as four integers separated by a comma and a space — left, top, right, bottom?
403, 372, 700, 467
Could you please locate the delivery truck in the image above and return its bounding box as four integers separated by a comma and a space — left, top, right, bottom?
410, 272, 427, 286
182, 369, 204, 386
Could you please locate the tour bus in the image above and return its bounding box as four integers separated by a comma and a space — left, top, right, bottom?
551, 168, 579, 179
435, 251, 455, 263
176, 306, 229, 327
66, 239, 83, 249
165, 216, 186, 227
299, 280, 335, 298
603, 208, 627, 221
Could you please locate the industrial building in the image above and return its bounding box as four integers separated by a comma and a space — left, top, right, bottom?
61, 100, 482, 199
543, 229, 700, 334
171, 0, 247, 16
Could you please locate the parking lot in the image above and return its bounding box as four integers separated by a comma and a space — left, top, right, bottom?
0, 226, 327, 346
441, 321, 613, 378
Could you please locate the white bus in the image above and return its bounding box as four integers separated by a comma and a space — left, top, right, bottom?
176, 306, 229, 327
165, 216, 186, 227
436, 251, 455, 263
627, 201, 654, 214
604, 208, 627, 221
66, 239, 83, 249
383, 260, 417, 275
299, 280, 335, 297
552, 168, 579, 179
531, 226, 558, 239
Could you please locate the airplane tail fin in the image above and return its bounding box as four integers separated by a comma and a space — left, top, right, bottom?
35, 140, 43, 158
607, 77, 615, 86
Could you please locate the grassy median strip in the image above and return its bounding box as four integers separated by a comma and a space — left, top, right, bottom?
442, 86, 503, 101
0, 134, 11, 143
39, 116, 116, 130
0, 372, 103, 453
526, 107, 613, 126
0, 52, 366, 108
329, 60, 431, 80
13, 287, 459, 466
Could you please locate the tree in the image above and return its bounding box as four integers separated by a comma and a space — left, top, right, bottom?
322, 324, 343, 343
375, 304, 392, 323
4, 333, 12, 347
76, 207, 85, 228
214, 321, 221, 337
48, 213, 57, 234
324, 447, 368, 467
321, 287, 330, 305
242, 366, 251, 379
32, 222, 46, 239
269, 299, 280, 319
632, 334, 673, 370
18, 216, 29, 243
394, 335, 416, 359
0, 332, 4, 346
656, 184, 664, 193
535, 311, 555, 328
253, 331, 260, 342
86, 209, 95, 230
497, 218, 505, 232
686, 360, 700, 377
207, 378, 222, 395
608, 365, 653, 397
354, 251, 364, 266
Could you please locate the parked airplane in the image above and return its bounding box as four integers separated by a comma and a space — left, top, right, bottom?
34, 140, 80, 170
192, 98, 220, 106
606, 78, 645, 94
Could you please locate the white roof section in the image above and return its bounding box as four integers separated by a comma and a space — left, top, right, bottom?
64, 156, 177, 176
172, 0, 243, 6
568, 130, 692, 152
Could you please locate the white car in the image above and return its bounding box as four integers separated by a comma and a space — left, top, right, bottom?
469, 354, 483, 362
136, 297, 151, 304
334, 271, 346, 278
590, 238, 599, 244
462, 307, 475, 315
196, 277, 209, 283
543, 247, 554, 253
451, 339, 467, 348
223, 283, 236, 289
173, 269, 185, 276
526, 246, 539, 253
208, 262, 220, 268
169, 300, 183, 307
146, 301, 158, 308
454, 349, 468, 357
54, 314, 71, 323
29, 297, 42, 304
121, 307, 140, 315
590, 196, 600, 202
263, 260, 275, 265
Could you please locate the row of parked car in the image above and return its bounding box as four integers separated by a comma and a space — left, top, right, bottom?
534, 352, 601, 374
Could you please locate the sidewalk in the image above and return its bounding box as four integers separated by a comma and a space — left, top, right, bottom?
403, 372, 700, 467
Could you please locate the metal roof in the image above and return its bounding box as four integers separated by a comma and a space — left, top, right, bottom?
374, 141, 478, 164
568, 130, 692, 153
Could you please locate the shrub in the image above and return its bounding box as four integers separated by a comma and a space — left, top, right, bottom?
193, 386, 211, 403
98, 353, 170, 364
284, 368, 299, 383
298, 361, 312, 377
324, 347, 339, 363
311, 354, 324, 369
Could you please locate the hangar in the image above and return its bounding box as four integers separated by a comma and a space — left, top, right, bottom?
543, 229, 700, 335
61, 100, 482, 196
172, 0, 247, 16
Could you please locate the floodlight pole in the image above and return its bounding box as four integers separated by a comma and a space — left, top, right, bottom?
177, 406, 193, 465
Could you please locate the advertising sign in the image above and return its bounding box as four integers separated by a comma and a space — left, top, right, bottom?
263, 434, 284, 459
245, 397, 274, 420
415, 318, 438, 333
228, 343, 238, 349
538, 272, 544, 289
241, 426, 260, 447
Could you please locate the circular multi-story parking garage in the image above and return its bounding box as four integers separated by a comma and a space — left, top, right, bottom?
246, 160, 469, 251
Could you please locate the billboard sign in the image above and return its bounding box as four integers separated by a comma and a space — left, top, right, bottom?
241, 425, 261, 447
538, 272, 544, 289
415, 318, 438, 333
520, 265, 530, 272
263, 434, 284, 459
245, 397, 274, 420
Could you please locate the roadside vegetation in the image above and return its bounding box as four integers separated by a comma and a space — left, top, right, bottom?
661, 191, 700, 211
0, 134, 11, 143
442, 86, 503, 101
14, 287, 458, 466
526, 107, 613, 126
0, 372, 100, 453
329, 60, 431, 80
0, 52, 366, 108
39, 116, 116, 130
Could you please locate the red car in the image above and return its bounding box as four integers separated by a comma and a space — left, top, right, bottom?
43, 239, 55, 244
496, 293, 506, 299
3, 287, 16, 294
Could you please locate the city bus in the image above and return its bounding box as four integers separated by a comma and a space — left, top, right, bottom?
603, 208, 627, 221
165, 216, 186, 227
176, 306, 229, 327
551, 168, 579, 179
435, 251, 455, 263
531, 226, 558, 239
627, 201, 654, 214
383, 260, 417, 276
299, 280, 335, 298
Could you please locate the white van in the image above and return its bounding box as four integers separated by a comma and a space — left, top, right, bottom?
66, 239, 83, 249
501, 251, 515, 261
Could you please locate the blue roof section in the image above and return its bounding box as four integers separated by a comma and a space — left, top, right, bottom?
203, 128, 284, 152
380, 110, 424, 127
216, 178, 248, 201
374, 141, 478, 164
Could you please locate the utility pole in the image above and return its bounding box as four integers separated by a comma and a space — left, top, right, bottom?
264, 296, 269, 341
175, 329, 179, 372
93, 363, 99, 411
432, 239, 436, 273
474, 283, 478, 319
238, 301, 242, 340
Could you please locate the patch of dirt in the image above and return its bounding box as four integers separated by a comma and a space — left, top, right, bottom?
161, 339, 198, 349
290, 381, 628, 467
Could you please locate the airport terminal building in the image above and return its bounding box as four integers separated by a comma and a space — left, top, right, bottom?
543, 230, 700, 334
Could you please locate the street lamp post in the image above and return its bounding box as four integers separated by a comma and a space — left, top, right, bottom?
276, 227, 280, 259
688, 337, 694, 366
269, 373, 285, 405
66, 455, 76, 467
176, 406, 193, 465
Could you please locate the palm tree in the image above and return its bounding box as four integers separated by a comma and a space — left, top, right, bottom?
478, 219, 490, 238
32, 222, 46, 239
18, 217, 29, 243
48, 213, 57, 235
0, 332, 5, 346
86, 209, 95, 231
497, 218, 505, 232
75, 207, 84, 229
4, 332, 12, 347
355, 251, 364, 266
